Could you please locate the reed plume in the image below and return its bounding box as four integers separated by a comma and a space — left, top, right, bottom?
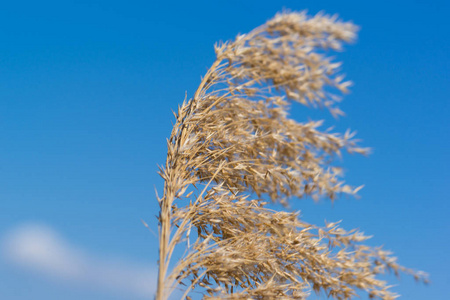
155, 11, 427, 300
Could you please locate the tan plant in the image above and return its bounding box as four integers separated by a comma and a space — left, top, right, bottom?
155, 11, 427, 300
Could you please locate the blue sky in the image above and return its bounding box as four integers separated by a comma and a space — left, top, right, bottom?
0, 0, 448, 299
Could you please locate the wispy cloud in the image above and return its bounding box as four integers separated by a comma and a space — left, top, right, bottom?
1, 223, 156, 298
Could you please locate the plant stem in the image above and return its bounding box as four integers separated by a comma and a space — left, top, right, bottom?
155, 58, 223, 300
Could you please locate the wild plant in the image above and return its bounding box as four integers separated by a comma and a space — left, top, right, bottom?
155, 11, 427, 300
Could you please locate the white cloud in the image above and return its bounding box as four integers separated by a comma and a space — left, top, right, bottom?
1, 223, 156, 298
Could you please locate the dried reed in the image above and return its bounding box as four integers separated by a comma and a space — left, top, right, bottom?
155, 11, 427, 300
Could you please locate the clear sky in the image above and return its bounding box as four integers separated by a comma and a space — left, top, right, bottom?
0, 0, 448, 299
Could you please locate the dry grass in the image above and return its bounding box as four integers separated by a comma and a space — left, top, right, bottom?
155, 11, 427, 300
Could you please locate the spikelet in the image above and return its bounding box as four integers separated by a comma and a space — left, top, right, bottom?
155, 11, 427, 300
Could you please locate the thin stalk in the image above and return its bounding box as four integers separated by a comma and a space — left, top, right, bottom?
155, 57, 224, 300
